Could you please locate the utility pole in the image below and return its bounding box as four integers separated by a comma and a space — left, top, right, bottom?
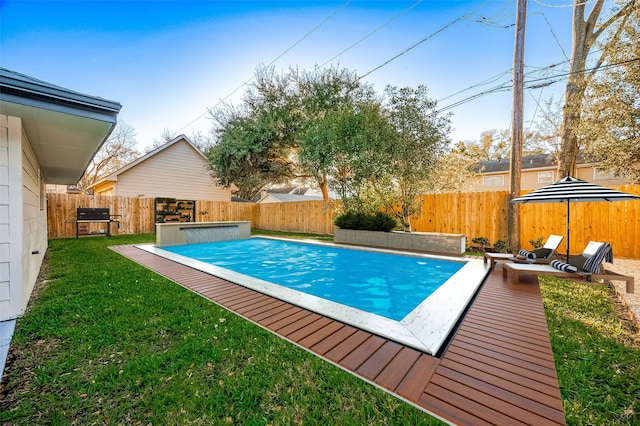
508, 0, 527, 253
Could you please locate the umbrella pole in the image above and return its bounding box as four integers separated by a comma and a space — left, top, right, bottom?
566, 201, 570, 262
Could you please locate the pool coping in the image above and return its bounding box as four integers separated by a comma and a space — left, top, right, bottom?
137, 236, 490, 355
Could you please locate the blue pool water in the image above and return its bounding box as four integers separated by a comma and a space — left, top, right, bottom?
162, 238, 465, 321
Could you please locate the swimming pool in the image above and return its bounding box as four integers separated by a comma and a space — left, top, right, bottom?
139, 237, 489, 355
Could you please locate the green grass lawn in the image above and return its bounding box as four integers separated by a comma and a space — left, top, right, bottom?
1, 233, 638, 425
539, 276, 640, 425
0, 234, 442, 425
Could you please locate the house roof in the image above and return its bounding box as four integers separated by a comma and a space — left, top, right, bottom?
254, 186, 327, 203
473, 153, 587, 174
0, 67, 121, 184
87, 135, 204, 189
263, 193, 324, 202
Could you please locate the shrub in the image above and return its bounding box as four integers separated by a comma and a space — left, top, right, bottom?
334, 211, 397, 232
471, 236, 490, 250
493, 240, 508, 253
369, 212, 398, 232
529, 236, 545, 249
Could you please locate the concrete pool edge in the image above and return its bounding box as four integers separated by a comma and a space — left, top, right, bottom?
138, 238, 490, 355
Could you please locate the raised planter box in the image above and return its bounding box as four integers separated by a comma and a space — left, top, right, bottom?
334, 228, 466, 255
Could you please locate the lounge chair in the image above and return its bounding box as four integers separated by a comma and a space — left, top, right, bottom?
484, 234, 564, 269
502, 241, 634, 293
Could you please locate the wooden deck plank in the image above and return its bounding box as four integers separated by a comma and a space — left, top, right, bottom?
356, 340, 404, 381
427, 374, 565, 425
460, 317, 552, 346
395, 354, 441, 401
276, 312, 323, 337
286, 316, 334, 343
442, 351, 561, 394
373, 347, 422, 391
340, 335, 387, 371
447, 334, 558, 379
110, 245, 566, 425
323, 330, 372, 363
457, 324, 553, 356
437, 361, 562, 409
307, 324, 357, 354
453, 333, 556, 369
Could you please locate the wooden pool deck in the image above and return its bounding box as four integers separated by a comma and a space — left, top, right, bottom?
111, 245, 566, 426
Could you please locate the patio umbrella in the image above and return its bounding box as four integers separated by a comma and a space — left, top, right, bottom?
510, 175, 640, 262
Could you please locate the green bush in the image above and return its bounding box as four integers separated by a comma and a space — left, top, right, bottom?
471, 236, 490, 248
334, 211, 397, 232
369, 211, 398, 232
493, 240, 508, 253
529, 236, 544, 249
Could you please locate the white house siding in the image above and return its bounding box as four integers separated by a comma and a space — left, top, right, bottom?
0, 115, 11, 319
0, 115, 46, 321
114, 140, 231, 201
20, 123, 47, 320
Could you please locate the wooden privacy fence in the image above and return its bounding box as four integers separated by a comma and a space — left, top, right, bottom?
47, 185, 640, 258
46, 194, 332, 239
411, 185, 640, 259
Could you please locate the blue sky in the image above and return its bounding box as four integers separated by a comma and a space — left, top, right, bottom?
1, 0, 581, 150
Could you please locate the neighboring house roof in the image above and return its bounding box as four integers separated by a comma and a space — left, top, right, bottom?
231, 196, 253, 203
260, 193, 324, 203
473, 153, 589, 174
267, 187, 311, 195
87, 135, 204, 189
254, 186, 326, 203
0, 67, 121, 184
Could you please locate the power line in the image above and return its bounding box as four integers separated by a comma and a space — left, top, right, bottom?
537, 3, 569, 61
358, 0, 513, 80
435, 57, 640, 114
359, 14, 465, 80
320, 0, 424, 68
438, 69, 513, 103
174, 0, 353, 136
531, 0, 595, 8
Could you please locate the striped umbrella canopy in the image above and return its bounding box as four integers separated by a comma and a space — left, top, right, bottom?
510, 175, 640, 261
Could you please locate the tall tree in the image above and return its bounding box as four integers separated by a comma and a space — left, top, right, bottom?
370, 85, 451, 230
309, 101, 393, 213
207, 65, 373, 199
77, 121, 140, 190
577, 1, 640, 182
207, 67, 299, 199
296, 66, 377, 200
558, 0, 636, 177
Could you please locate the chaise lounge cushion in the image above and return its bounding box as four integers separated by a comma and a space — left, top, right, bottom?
518, 249, 536, 259
533, 248, 553, 259
551, 260, 578, 273
569, 255, 588, 272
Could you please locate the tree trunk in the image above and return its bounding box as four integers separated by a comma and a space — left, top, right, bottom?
318, 175, 330, 201
558, 0, 606, 177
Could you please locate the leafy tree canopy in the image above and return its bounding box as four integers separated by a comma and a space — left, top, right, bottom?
207, 66, 452, 228
577, 1, 640, 183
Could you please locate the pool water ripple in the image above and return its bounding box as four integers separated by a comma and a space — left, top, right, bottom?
161, 238, 464, 321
